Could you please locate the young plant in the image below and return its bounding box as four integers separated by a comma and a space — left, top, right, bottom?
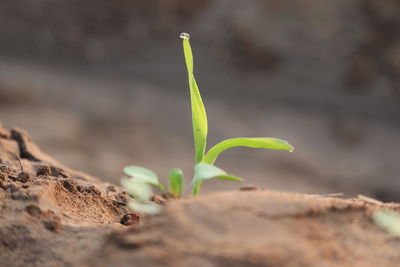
122, 33, 294, 212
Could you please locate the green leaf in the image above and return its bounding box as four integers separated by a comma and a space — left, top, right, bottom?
182, 35, 208, 164
128, 201, 162, 215
192, 163, 243, 196
123, 166, 165, 191
203, 138, 294, 165
168, 168, 184, 197
373, 210, 400, 237
121, 177, 152, 202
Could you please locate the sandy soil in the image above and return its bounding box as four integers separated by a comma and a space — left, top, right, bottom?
1, 125, 400, 267
0, 125, 131, 266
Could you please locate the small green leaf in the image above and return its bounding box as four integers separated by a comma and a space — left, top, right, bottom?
192, 163, 243, 196
123, 166, 165, 191
121, 177, 152, 202
182, 34, 208, 164
128, 201, 162, 215
373, 210, 400, 237
203, 138, 294, 165
168, 168, 184, 197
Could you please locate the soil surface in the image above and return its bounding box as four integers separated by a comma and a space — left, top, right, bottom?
87, 191, 400, 267
1, 125, 400, 267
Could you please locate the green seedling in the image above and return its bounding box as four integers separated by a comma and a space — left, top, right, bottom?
121, 32, 294, 213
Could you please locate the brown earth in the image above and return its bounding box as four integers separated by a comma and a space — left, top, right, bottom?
1, 125, 400, 267
0, 124, 131, 266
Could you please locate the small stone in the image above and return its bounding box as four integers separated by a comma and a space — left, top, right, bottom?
50, 167, 68, 178
106, 185, 116, 193
115, 193, 128, 204
43, 219, 61, 232
62, 180, 75, 192
36, 165, 51, 176
25, 204, 43, 217
88, 185, 101, 195
120, 213, 141, 227
16, 172, 32, 183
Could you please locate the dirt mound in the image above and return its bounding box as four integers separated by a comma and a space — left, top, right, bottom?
0, 124, 130, 266
1, 124, 400, 267
88, 191, 400, 267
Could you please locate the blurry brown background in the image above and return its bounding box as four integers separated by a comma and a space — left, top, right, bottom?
0, 0, 399, 200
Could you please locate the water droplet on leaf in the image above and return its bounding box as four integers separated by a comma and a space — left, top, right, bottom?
180, 32, 190, 40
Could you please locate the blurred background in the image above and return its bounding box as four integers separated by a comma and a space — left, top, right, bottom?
0, 0, 399, 200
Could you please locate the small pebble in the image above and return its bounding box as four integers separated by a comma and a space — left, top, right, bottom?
17, 172, 32, 183
120, 213, 141, 227
36, 165, 51, 176
43, 219, 61, 232
107, 185, 116, 193
25, 204, 43, 217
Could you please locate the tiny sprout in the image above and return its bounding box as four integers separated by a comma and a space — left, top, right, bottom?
122, 33, 294, 213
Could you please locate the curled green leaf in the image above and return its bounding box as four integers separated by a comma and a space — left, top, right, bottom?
203, 137, 294, 165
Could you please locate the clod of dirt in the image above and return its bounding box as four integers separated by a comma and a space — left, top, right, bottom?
120, 213, 142, 228
107, 185, 116, 193
0, 124, 130, 266
43, 218, 61, 232
25, 204, 43, 217
50, 166, 68, 178
36, 165, 51, 176
14, 171, 32, 183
